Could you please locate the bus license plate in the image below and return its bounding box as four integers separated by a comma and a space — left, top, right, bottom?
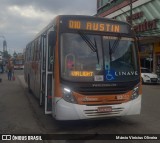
97, 106, 112, 112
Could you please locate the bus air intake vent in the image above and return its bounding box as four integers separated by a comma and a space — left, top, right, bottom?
84, 107, 124, 117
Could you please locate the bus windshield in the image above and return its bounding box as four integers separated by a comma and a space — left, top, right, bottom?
60, 33, 139, 82
14, 60, 24, 65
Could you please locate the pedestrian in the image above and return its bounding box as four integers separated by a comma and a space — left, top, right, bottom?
6, 60, 14, 80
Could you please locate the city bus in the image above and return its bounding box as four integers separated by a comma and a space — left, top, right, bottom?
24, 15, 142, 120
13, 57, 24, 70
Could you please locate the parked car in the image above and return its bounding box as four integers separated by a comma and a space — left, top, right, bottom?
141, 67, 158, 84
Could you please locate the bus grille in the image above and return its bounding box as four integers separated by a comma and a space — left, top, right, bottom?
84, 107, 124, 117
77, 87, 129, 95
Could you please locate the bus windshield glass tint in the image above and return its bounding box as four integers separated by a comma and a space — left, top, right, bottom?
60, 33, 139, 82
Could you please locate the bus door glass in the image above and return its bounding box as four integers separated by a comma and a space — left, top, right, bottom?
40, 34, 47, 106
45, 30, 56, 114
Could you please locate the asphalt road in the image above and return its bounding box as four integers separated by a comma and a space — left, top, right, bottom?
0, 70, 160, 143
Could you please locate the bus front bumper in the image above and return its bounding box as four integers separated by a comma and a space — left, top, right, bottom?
53, 95, 142, 121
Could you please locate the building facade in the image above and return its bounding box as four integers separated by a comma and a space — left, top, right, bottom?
97, 0, 160, 76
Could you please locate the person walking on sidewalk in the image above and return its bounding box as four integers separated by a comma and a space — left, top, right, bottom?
7, 60, 14, 80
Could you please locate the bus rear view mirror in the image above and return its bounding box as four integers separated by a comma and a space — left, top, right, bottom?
48, 31, 56, 46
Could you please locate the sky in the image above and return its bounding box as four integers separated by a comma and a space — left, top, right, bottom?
0, 0, 97, 55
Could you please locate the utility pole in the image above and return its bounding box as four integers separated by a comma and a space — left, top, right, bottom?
130, 0, 133, 26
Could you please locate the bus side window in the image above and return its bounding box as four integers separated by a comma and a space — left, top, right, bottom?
48, 31, 56, 73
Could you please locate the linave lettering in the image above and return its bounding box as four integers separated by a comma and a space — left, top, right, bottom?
115, 71, 138, 76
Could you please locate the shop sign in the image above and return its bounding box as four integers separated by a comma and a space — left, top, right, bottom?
126, 11, 158, 32
126, 12, 143, 22
134, 19, 158, 32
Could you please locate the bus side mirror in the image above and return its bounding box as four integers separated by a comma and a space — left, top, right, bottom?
48, 31, 56, 46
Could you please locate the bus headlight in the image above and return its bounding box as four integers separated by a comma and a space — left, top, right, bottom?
62, 88, 77, 104
131, 86, 139, 100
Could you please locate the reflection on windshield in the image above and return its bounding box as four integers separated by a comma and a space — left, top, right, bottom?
78, 32, 100, 64
14, 60, 24, 65
61, 33, 139, 82
61, 33, 102, 82
103, 36, 139, 82
104, 37, 137, 69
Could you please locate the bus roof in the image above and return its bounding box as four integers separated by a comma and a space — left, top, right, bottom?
29, 15, 132, 45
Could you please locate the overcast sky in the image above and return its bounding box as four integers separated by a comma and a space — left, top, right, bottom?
0, 0, 97, 55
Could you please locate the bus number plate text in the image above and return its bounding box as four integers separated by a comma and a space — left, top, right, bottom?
97, 106, 112, 112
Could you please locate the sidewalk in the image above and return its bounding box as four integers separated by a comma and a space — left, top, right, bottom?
0, 73, 61, 143
0, 72, 13, 83
0, 72, 43, 135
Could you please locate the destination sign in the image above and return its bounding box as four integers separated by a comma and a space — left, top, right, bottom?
68, 20, 130, 33
70, 71, 94, 77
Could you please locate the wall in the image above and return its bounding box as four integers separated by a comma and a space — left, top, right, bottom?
97, 0, 160, 73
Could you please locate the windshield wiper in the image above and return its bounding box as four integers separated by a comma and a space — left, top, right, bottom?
109, 40, 112, 61
108, 35, 121, 61
111, 35, 121, 54
78, 32, 99, 64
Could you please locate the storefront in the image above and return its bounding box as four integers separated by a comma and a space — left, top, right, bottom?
154, 42, 160, 76
139, 44, 153, 71
96, 0, 160, 74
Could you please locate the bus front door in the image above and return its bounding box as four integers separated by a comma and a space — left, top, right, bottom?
40, 34, 46, 107
40, 31, 55, 114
